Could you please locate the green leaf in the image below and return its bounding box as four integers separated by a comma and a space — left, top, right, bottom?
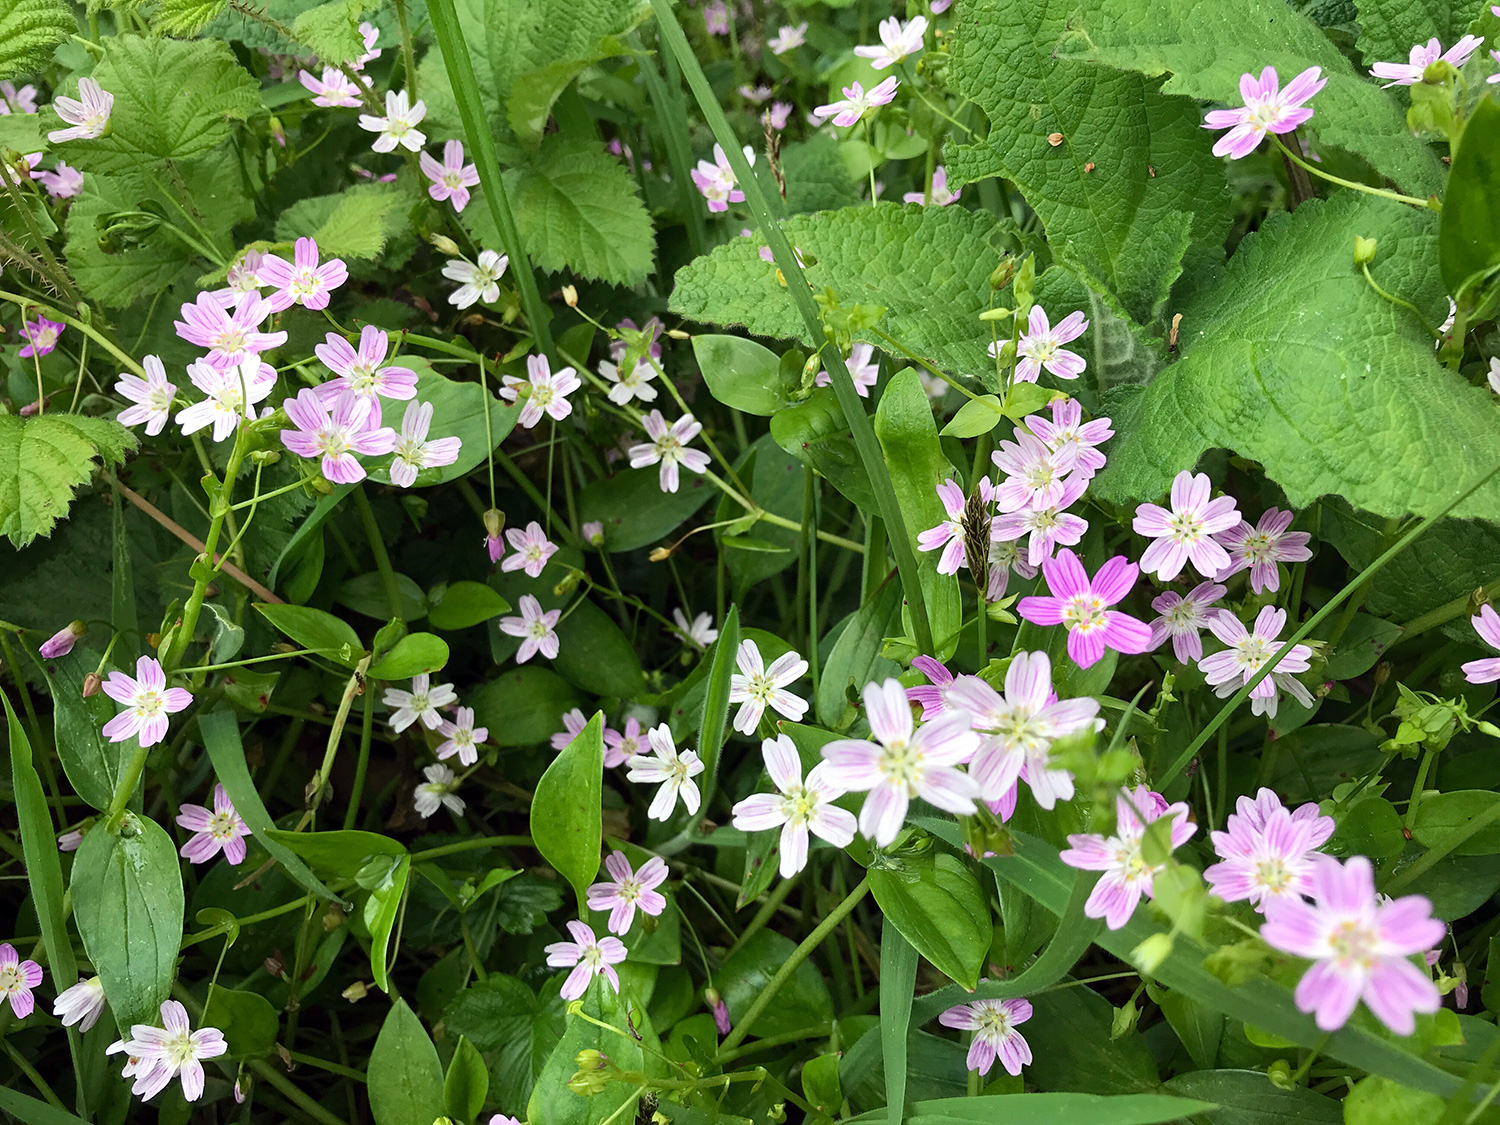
1162, 1070, 1340, 1124
782, 134, 863, 214
723, 440, 805, 593
470, 666, 582, 746
443, 974, 565, 1109
817, 579, 902, 726
71, 812, 185, 1030
694, 333, 799, 416
507, 38, 635, 145
1440, 95, 1500, 300
37, 646, 120, 810
152, 0, 229, 36
770, 386, 878, 511
264, 827, 406, 879
946, 0, 1231, 323
577, 466, 716, 552
1341, 1076, 1444, 1125
336, 571, 428, 621
290, 0, 365, 62
1412, 791, 1500, 856
880, 920, 918, 1125
429, 580, 512, 630
694, 604, 739, 809
803, 1051, 844, 1118
276, 182, 413, 264
868, 851, 991, 989
1322, 613, 1402, 681
1052, 0, 1445, 198
1154, 989, 1222, 1070
851, 1092, 1218, 1124
364, 853, 411, 992
1092, 193, 1500, 519
55, 37, 260, 174
940, 395, 1007, 439
444, 1036, 490, 1124
1327, 796, 1405, 859
672, 203, 1019, 377
0, 413, 137, 547
717, 930, 834, 1039
531, 711, 604, 907
553, 599, 646, 698
1024, 987, 1160, 1094
368, 999, 445, 1125
367, 633, 450, 681
1353, 0, 1470, 74
0, 1088, 92, 1125
254, 602, 366, 667
203, 985, 280, 1058
0, 0, 74, 82
528, 977, 656, 1125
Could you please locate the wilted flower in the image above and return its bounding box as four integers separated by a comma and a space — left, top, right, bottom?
500, 595, 562, 663
1060, 785, 1196, 929
587, 851, 669, 934
38, 620, 86, 659
48, 77, 113, 143
176, 783, 250, 865
732, 734, 857, 876
1202, 66, 1326, 159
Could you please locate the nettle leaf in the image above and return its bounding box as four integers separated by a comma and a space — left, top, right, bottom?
671, 202, 1021, 378
153, 0, 229, 36
290, 0, 367, 63
0, 414, 136, 547
1051, 0, 1444, 197
1352, 0, 1471, 73
946, 0, 1232, 324
1091, 193, 1500, 520
0, 0, 74, 80
276, 182, 412, 263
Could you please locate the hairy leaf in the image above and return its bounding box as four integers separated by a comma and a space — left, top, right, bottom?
1353, 0, 1471, 72
290, 0, 366, 63
0, 413, 136, 547
0, 0, 74, 81
276, 182, 412, 262
153, 0, 229, 36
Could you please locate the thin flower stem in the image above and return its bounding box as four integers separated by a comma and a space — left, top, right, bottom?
178, 649, 318, 675
287, 1050, 369, 1083
344, 687, 375, 830
714, 1024, 832, 1064
353, 485, 405, 622
1385, 797, 1500, 894
68, 333, 90, 413
1270, 135, 1438, 211
0, 289, 145, 377
1398, 572, 1500, 642
869, 326, 981, 401
393, 0, 417, 98
1360, 263, 1439, 336
409, 836, 535, 862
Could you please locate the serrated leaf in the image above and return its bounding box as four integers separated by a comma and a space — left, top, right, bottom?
275, 181, 410, 262
1092, 193, 1500, 519
152, 0, 229, 36
506, 36, 634, 145
0, 0, 74, 82
1052, 0, 1444, 197
1353, 0, 1469, 73
0, 414, 137, 547
290, 0, 366, 63
947, 0, 1232, 323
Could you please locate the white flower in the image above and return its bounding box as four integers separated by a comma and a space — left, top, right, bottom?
600, 357, 658, 405
767, 22, 807, 54
107, 1000, 227, 1102
814, 342, 880, 397
813, 77, 900, 128
627, 411, 712, 493
672, 609, 718, 649
175, 358, 276, 443
732, 735, 857, 876
48, 77, 113, 143
442, 249, 509, 309
626, 724, 705, 820
728, 639, 809, 734
115, 355, 177, 437
381, 673, 458, 733
414, 763, 465, 818
358, 89, 427, 153
390, 400, 462, 487
853, 15, 928, 69
53, 976, 107, 1033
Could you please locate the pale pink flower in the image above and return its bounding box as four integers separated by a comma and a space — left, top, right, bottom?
992, 427, 1073, 512
414, 763, 465, 818
500, 520, 558, 578
280, 389, 397, 483
813, 77, 899, 128
436, 706, 488, 766
501, 354, 581, 429
603, 715, 646, 768
174, 293, 286, 369
420, 139, 480, 212
628, 411, 712, 493
938, 998, 1032, 1076
1004, 306, 1088, 383
815, 342, 880, 396
0, 943, 43, 1019
712, 996, 732, 1035
820, 678, 980, 846
443, 250, 508, 308
767, 22, 807, 53
48, 77, 113, 143
57, 830, 84, 852
691, 143, 754, 212
1018, 549, 1153, 669
916, 478, 972, 576
991, 473, 1089, 569
948, 652, 1101, 808
38, 621, 86, 659
298, 66, 366, 107
390, 400, 462, 486
109, 999, 227, 1101
1024, 398, 1112, 479
600, 357, 658, 405
211, 249, 266, 309
550, 707, 589, 751
500, 594, 561, 663
1370, 36, 1485, 86
739, 84, 773, 103
3, 151, 40, 186
703, 0, 729, 34
1462, 605, 1500, 684
1213, 508, 1312, 594
1060, 785, 1196, 929
732, 734, 857, 877
1204, 787, 1334, 911
545, 920, 627, 1001
906, 655, 955, 719
176, 783, 249, 865
353, 21, 382, 66
1490, 50, 1500, 84
583, 520, 606, 546
672, 609, 718, 650
1132, 470, 1241, 581
115, 354, 177, 436
854, 15, 928, 68
1203, 66, 1326, 159
258, 237, 348, 312
1148, 581, 1229, 664
0, 81, 38, 115
52, 976, 106, 1032
1199, 605, 1314, 718
102, 656, 192, 747
382, 674, 458, 732
765, 101, 794, 131
728, 639, 809, 734
36, 161, 83, 198
176, 358, 276, 443
986, 537, 1037, 600
358, 88, 427, 152
626, 724, 704, 820
315, 326, 418, 411
902, 164, 960, 205
1260, 856, 1444, 1034
587, 851, 669, 934
18, 316, 63, 358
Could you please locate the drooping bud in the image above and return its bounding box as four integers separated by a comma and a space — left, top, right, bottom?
583, 520, 605, 547
1352, 235, 1378, 266
82, 672, 102, 698
561, 284, 579, 308
429, 232, 462, 256
39, 620, 87, 659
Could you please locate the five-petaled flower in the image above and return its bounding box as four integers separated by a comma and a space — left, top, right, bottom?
102, 656, 192, 747
628, 411, 712, 493
500, 594, 562, 663
174, 293, 287, 369
815, 342, 881, 397
382, 673, 458, 732
902, 164, 961, 206
280, 388, 398, 483
298, 66, 366, 108
938, 998, 1033, 1077
587, 851, 670, 934
258, 237, 348, 313
854, 15, 928, 68
359, 88, 427, 152
501, 520, 559, 578
729, 639, 810, 734
1463, 605, 1500, 684
1060, 785, 1197, 929
627, 724, 705, 820
732, 734, 858, 877
1213, 508, 1312, 594
436, 706, 488, 766
917, 478, 978, 576
1202, 66, 1326, 160
443, 250, 509, 308
115, 355, 178, 436
991, 473, 1089, 569
502, 354, 581, 429
1148, 581, 1229, 664
993, 427, 1073, 513
691, 143, 755, 212
545, 921, 628, 1001
603, 715, 646, 768
420, 139, 480, 212
414, 763, 465, 818
1018, 549, 1153, 669
1005, 306, 1089, 383
1024, 397, 1112, 480
1204, 787, 1335, 911
1370, 36, 1485, 86
1198, 605, 1314, 718
177, 358, 276, 443
107, 999, 228, 1102
767, 22, 807, 53
19, 315, 63, 358
390, 400, 462, 486
315, 326, 418, 413
1133, 471, 1242, 581
176, 783, 250, 866
672, 609, 719, 650
0, 943, 43, 1019
49, 77, 113, 143
813, 77, 900, 127
600, 357, 658, 404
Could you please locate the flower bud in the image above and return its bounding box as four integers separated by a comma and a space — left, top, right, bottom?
649, 546, 671, 562
429, 233, 462, 256
341, 980, 368, 1002
1130, 932, 1173, 974
39, 620, 87, 659
666, 328, 691, 340
250, 449, 281, 466
553, 568, 583, 597
1373, 661, 1391, 686
562, 284, 579, 308
1267, 1059, 1294, 1090
234, 1074, 250, 1104
82, 672, 102, 698
1353, 235, 1378, 265
583, 520, 605, 546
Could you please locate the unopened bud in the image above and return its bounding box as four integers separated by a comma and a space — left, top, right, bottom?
269, 117, 286, 148
249, 449, 281, 466
649, 546, 671, 562
1267, 1059, 1294, 1090
39, 620, 87, 659
1130, 932, 1173, 974
1353, 235, 1378, 265
575, 1049, 609, 1070
483, 508, 505, 539
553, 568, 583, 597
234, 1075, 249, 1104
429, 233, 462, 256
989, 259, 1015, 290
82, 672, 102, 698
561, 284, 578, 308
341, 980, 368, 1002
978, 306, 1013, 321
583, 520, 605, 546
1374, 661, 1391, 686
264, 952, 287, 980
666, 328, 691, 340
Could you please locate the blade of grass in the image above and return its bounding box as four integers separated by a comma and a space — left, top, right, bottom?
880, 919, 918, 1125
696, 604, 740, 808
646, 0, 933, 656
638, 32, 708, 259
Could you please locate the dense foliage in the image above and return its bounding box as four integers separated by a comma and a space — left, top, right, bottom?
2, 0, 1500, 1123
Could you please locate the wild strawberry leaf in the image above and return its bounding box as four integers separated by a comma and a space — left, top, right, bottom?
0, 413, 136, 548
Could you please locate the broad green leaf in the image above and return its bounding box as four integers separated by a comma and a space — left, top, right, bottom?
531, 711, 604, 907
0, 413, 137, 547
720, 439, 805, 593
444, 1036, 490, 1124
1439, 95, 1500, 300
367, 632, 450, 681
0, 0, 74, 81
1353, 0, 1470, 74
368, 999, 445, 1125
694, 333, 799, 416
803, 1051, 843, 1118
0, 1088, 92, 1125
428, 580, 512, 630
672, 203, 1020, 377
153, 0, 228, 36
1024, 987, 1160, 1095
1154, 989, 1222, 1070
1091, 193, 1500, 519
470, 666, 582, 746
817, 579, 902, 726
254, 602, 366, 666
554, 599, 646, 698
770, 387, 877, 511
1162, 1070, 1340, 1124
364, 853, 411, 992
71, 812, 185, 1030
868, 851, 991, 990
54, 37, 260, 174
1322, 613, 1402, 681
1327, 796, 1405, 859
717, 930, 834, 1038
1341, 1076, 1444, 1125
577, 466, 716, 552
947, 0, 1232, 323
276, 183, 412, 263
1052, 0, 1444, 197
783, 135, 863, 214
290, 0, 366, 62
203, 985, 279, 1058
37, 645, 121, 810
880, 920, 918, 1125
849, 1093, 1218, 1124
529, 976, 657, 1125
1412, 791, 1500, 856
336, 571, 428, 621
264, 828, 406, 878
443, 974, 566, 1109
940, 395, 1007, 439
507, 37, 636, 144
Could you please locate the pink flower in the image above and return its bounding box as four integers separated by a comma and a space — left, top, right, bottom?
948, 652, 1102, 808
992, 427, 1073, 513
1204, 787, 1334, 911
712, 995, 732, 1035
0, 943, 43, 1019
382, 673, 458, 732
854, 15, 928, 69
52, 976, 106, 1032
1203, 66, 1326, 160
583, 520, 606, 546
39, 620, 86, 659
176, 358, 276, 443
814, 342, 880, 397
0, 81, 38, 115
358, 89, 427, 153
1060, 785, 1197, 929
603, 715, 646, 768
916, 478, 974, 576
18, 315, 63, 358
280, 389, 397, 483
258, 237, 348, 312
174, 293, 286, 369
764, 101, 794, 131
315, 326, 418, 412
115, 354, 177, 436
906, 654, 955, 719
1260, 856, 1444, 1034
728, 639, 809, 734
767, 22, 807, 53
1148, 581, 1228, 663
1132, 470, 1242, 581
1005, 306, 1087, 383
501, 520, 558, 578
1199, 605, 1314, 718
732, 734, 857, 877
353, 21, 381, 66
36, 161, 83, 198
628, 411, 711, 493
992, 473, 1089, 569
902, 164, 960, 206
551, 707, 589, 751
48, 77, 113, 143
1463, 605, 1500, 684
1213, 508, 1312, 594
545, 921, 627, 1001
1018, 549, 1153, 669
420, 139, 480, 212
813, 77, 899, 128
691, 143, 753, 212
390, 400, 462, 486
175, 783, 249, 865
587, 851, 669, 934
1024, 397, 1112, 479
211, 249, 266, 309
298, 66, 366, 107
703, 0, 729, 34
626, 724, 704, 820
108, 999, 227, 1101
938, 998, 1032, 1076
101, 656, 193, 748
1370, 36, 1484, 86
986, 538, 1037, 600
1490, 49, 1500, 85
820, 678, 979, 846
435, 706, 488, 766
500, 594, 561, 663
501, 354, 580, 429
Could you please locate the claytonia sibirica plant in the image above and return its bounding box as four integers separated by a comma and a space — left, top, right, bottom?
8, 0, 1500, 1119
